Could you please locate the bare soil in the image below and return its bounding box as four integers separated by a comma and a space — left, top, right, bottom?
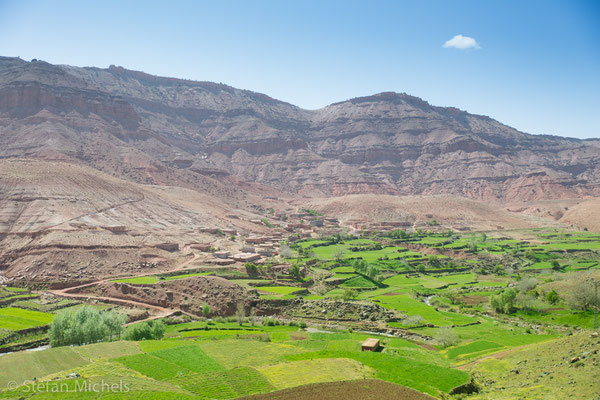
239, 379, 436, 400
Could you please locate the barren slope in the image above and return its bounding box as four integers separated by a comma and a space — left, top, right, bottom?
0, 159, 276, 283
1, 57, 598, 202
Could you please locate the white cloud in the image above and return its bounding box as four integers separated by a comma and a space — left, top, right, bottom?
443, 34, 480, 50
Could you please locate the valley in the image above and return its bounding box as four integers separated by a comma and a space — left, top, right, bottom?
0, 57, 598, 399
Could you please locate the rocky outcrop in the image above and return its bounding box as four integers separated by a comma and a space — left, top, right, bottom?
1, 57, 598, 202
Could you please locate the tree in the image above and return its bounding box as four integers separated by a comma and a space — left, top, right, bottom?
427, 255, 441, 268
436, 327, 459, 348
490, 288, 517, 314
289, 264, 302, 280
279, 243, 293, 259
333, 248, 346, 263
516, 293, 538, 311
202, 303, 211, 318
342, 288, 358, 301
102, 311, 127, 341
524, 249, 538, 261
551, 260, 563, 271
545, 290, 559, 305
49, 306, 126, 347
493, 264, 505, 276
516, 277, 538, 293
565, 278, 596, 311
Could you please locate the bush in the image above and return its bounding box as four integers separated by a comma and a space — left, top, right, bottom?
123, 320, 165, 341
245, 263, 258, 275
202, 304, 211, 318
49, 306, 126, 347
545, 290, 559, 305
403, 315, 425, 326
436, 327, 459, 348
342, 288, 358, 301
299, 321, 307, 329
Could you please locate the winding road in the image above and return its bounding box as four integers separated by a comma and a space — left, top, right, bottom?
48, 253, 202, 323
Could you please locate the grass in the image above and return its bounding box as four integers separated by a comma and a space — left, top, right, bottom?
340, 276, 377, 288
374, 294, 476, 326
0, 307, 53, 330
469, 332, 599, 400
446, 340, 503, 360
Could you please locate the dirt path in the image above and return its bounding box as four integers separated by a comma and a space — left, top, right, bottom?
48, 253, 202, 320
51, 253, 201, 296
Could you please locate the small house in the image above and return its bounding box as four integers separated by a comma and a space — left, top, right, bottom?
361, 338, 381, 352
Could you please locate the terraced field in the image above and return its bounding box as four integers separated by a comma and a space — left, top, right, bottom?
0, 323, 470, 399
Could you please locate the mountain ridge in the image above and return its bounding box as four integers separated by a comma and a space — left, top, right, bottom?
0, 56, 598, 201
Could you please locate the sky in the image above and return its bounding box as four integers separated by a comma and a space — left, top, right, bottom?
0, 0, 599, 139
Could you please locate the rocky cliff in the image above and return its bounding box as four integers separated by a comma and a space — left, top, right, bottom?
1, 57, 598, 202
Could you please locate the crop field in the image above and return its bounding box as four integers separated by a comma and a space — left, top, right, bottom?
1, 227, 599, 399
256, 286, 305, 295
0, 346, 89, 387
112, 271, 213, 284
0, 322, 472, 399
0, 307, 53, 330
257, 358, 373, 389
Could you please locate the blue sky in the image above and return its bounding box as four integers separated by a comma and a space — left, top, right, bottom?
0, 0, 598, 138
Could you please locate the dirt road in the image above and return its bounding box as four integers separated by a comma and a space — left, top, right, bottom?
48, 253, 202, 320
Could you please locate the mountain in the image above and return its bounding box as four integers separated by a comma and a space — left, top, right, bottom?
1, 56, 599, 202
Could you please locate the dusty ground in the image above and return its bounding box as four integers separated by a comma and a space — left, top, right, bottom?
239, 379, 436, 400
0, 159, 283, 283
80, 275, 257, 317
297, 194, 569, 231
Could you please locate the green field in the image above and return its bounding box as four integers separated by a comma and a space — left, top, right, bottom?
112, 271, 213, 284
0, 307, 53, 330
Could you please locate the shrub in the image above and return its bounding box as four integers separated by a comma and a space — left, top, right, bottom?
545, 290, 559, 305
123, 320, 165, 341
342, 288, 358, 301
551, 260, 563, 271
236, 304, 246, 326
299, 321, 307, 329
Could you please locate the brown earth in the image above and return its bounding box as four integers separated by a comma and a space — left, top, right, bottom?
0, 158, 283, 283
80, 276, 257, 317
239, 379, 436, 400
298, 194, 566, 231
